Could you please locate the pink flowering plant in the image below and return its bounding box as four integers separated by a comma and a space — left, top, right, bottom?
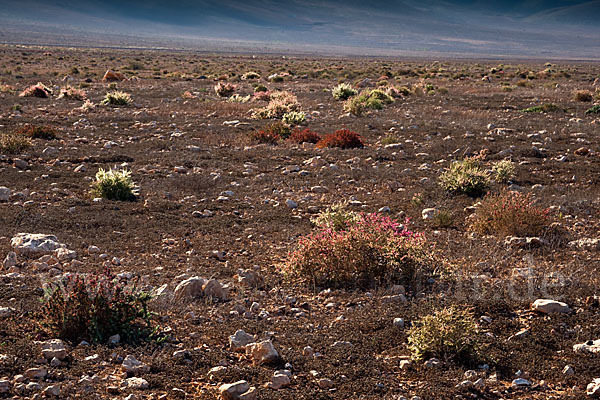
41, 267, 161, 344
286, 211, 429, 289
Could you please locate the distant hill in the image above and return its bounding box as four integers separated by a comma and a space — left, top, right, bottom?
0, 0, 599, 58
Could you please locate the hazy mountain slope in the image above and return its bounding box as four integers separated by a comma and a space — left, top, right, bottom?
0, 0, 598, 58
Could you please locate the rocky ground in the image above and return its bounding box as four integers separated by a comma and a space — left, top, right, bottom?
0, 45, 600, 399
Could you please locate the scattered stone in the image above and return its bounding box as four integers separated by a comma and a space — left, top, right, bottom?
531, 299, 572, 314
285, 199, 298, 209
121, 355, 150, 375
421, 208, 438, 220
43, 385, 60, 397
11, 233, 65, 255
3, 252, 17, 269
41, 339, 67, 360
317, 378, 334, 389
246, 340, 279, 365
424, 358, 440, 368
266, 372, 290, 389
0, 379, 9, 393
0, 187, 10, 202
574, 339, 600, 354
512, 378, 531, 387
219, 381, 250, 400
25, 367, 47, 380
588, 378, 600, 397
563, 365, 574, 376
393, 318, 405, 328
108, 334, 120, 345
173, 276, 207, 301
399, 359, 412, 370
122, 377, 149, 390
229, 330, 256, 352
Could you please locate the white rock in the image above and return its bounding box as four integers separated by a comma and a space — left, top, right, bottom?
0, 307, 14, 318
43, 385, 60, 397
246, 340, 279, 365
393, 318, 405, 328
229, 330, 255, 352
531, 299, 571, 314
588, 378, 600, 397
421, 208, 438, 220
574, 339, 600, 353
54, 248, 77, 262
219, 381, 250, 400
511, 378, 531, 387
122, 377, 149, 390
41, 339, 67, 360
11, 233, 65, 255
121, 355, 150, 375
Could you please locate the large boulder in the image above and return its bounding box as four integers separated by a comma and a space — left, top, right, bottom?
11, 234, 65, 255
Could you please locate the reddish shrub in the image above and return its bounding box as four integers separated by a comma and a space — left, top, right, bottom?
470, 190, 550, 237
248, 129, 281, 144
288, 128, 321, 144
286, 212, 428, 289
316, 129, 365, 149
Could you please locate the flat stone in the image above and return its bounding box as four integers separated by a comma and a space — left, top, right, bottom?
219, 381, 250, 400
41, 339, 67, 360
531, 299, 572, 314
11, 233, 65, 255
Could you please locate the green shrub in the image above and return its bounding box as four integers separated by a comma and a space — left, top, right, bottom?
521, 103, 560, 113
282, 111, 306, 126
470, 190, 550, 237
408, 306, 480, 363
381, 135, 402, 145
286, 212, 428, 289
91, 168, 137, 201
585, 105, 600, 114
101, 91, 132, 106
492, 159, 515, 183
311, 202, 360, 231
439, 157, 490, 197
369, 89, 394, 104
254, 84, 268, 92
41, 268, 160, 344
0, 132, 32, 154
432, 210, 454, 228
227, 94, 251, 103
332, 83, 357, 100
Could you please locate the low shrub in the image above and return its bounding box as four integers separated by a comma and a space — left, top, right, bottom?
0, 132, 32, 154
492, 159, 515, 183
41, 268, 159, 344
311, 202, 360, 231
214, 82, 236, 97
439, 156, 490, 197
17, 125, 58, 140
241, 71, 261, 80
228, 94, 251, 103
101, 91, 132, 106
573, 90, 593, 102
316, 129, 365, 149
19, 82, 52, 98
521, 103, 560, 113
432, 210, 454, 228
343, 89, 392, 116
91, 168, 137, 201
248, 130, 281, 144
286, 212, 428, 289
252, 91, 299, 119
58, 87, 87, 100
585, 105, 600, 114
253, 91, 271, 101
408, 306, 480, 363
288, 128, 321, 144
249, 121, 291, 144
470, 190, 550, 237
381, 135, 402, 145
368, 89, 394, 104
282, 111, 306, 126
254, 84, 268, 92
332, 83, 357, 100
